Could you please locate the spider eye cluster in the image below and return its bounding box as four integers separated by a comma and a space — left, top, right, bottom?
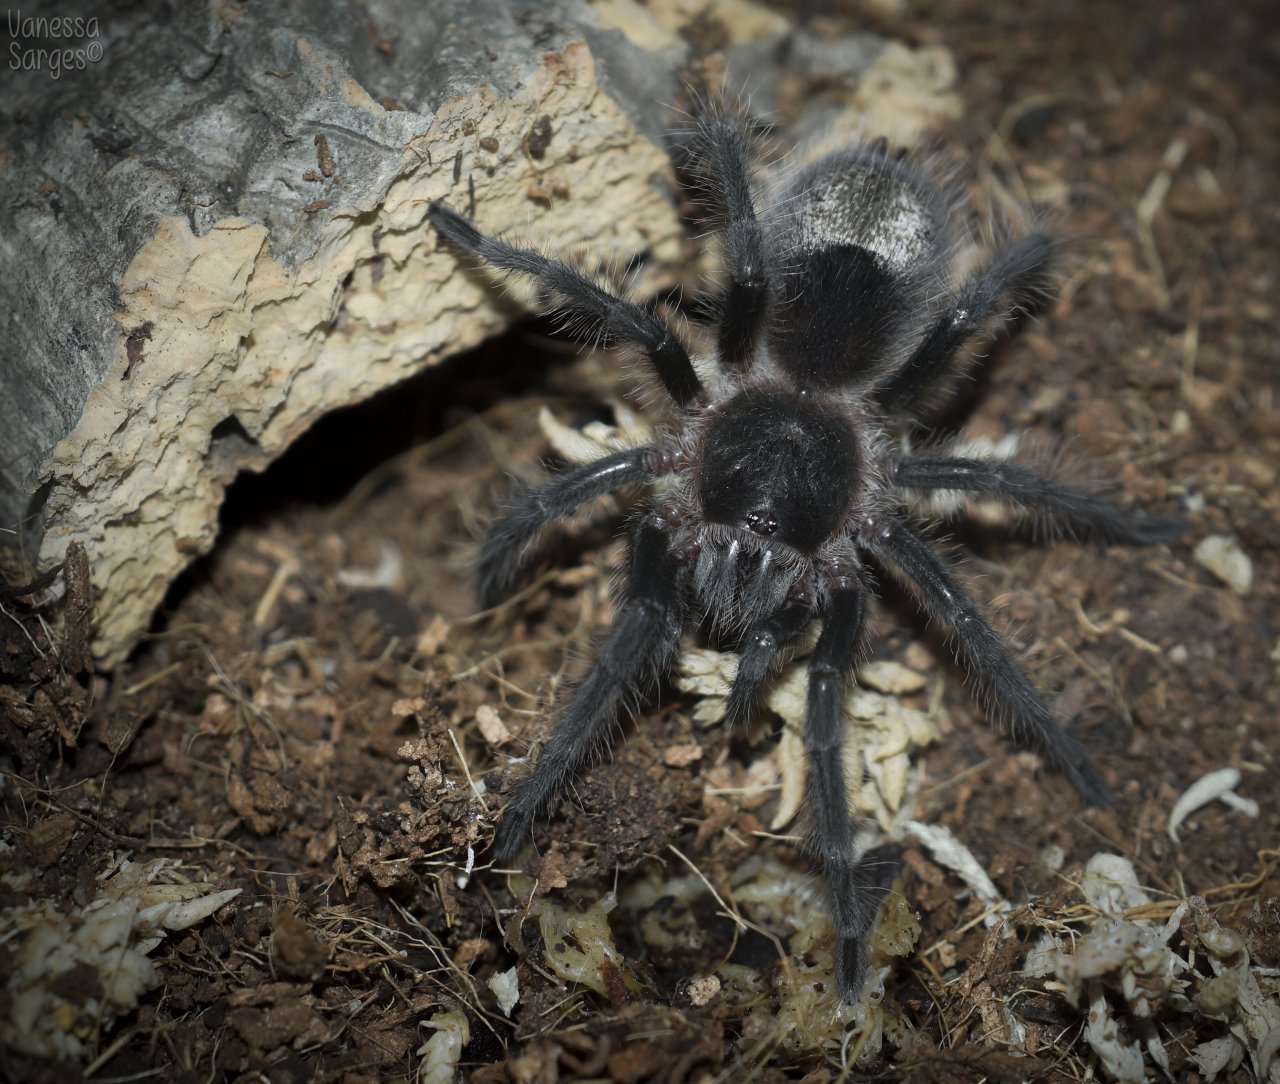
697, 390, 859, 553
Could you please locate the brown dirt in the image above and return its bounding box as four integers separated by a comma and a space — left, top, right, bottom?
2, 0, 1277, 1081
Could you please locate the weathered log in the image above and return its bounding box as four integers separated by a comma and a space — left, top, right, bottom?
0, 0, 957, 665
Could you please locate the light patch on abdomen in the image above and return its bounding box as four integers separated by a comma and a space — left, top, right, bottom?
794, 166, 939, 275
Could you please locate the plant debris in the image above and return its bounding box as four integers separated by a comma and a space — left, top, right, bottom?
1, 858, 239, 1060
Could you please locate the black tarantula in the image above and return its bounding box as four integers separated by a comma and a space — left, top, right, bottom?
428, 112, 1183, 1003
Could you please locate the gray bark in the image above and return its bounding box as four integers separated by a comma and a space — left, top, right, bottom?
0, 0, 958, 665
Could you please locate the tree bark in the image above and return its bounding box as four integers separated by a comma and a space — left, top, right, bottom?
0, 0, 958, 665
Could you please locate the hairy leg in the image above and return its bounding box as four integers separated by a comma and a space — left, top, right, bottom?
805, 586, 905, 1002
682, 114, 771, 368
860, 514, 1113, 806
429, 202, 703, 407
725, 596, 812, 724
876, 231, 1056, 416
477, 448, 658, 607
491, 520, 687, 861
893, 455, 1185, 545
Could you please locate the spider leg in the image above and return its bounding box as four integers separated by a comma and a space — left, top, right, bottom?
477, 447, 658, 608
805, 587, 906, 1002
860, 514, 1113, 806
725, 597, 811, 724
894, 455, 1186, 545
875, 231, 1056, 416
491, 519, 686, 862
685, 115, 771, 368
429, 202, 703, 407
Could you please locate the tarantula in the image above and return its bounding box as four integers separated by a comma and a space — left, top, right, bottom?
428, 113, 1182, 1003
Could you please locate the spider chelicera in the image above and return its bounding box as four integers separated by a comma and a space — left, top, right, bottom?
428, 109, 1183, 1002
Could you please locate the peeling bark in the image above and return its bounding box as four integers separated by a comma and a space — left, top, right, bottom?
0, 0, 958, 665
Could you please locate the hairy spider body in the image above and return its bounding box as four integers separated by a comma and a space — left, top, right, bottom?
770, 149, 952, 388
429, 114, 1183, 1003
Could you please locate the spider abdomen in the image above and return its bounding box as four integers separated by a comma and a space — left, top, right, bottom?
767, 148, 952, 389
